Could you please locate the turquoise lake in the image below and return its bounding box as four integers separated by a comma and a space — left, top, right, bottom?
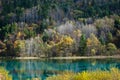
0, 58, 120, 80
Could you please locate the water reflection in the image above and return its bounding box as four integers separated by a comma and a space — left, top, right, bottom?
0, 59, 120, 80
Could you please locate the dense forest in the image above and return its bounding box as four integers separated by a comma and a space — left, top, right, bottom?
0, 0, 120, 57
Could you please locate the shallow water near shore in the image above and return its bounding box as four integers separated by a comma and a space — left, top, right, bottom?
0, 58, 120, 80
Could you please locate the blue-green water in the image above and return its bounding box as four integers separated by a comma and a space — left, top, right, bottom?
0, 59, 120, 80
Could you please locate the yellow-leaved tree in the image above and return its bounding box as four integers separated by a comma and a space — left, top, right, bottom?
86, 33, 101, 55
14, 40, 25, 55
62, 36, 74, 45
49, 36, 74, 57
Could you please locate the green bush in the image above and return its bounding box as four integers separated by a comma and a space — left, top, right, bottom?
107, 43, 117, 55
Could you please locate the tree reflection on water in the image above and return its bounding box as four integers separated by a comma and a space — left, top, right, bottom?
0, 59, 120, 80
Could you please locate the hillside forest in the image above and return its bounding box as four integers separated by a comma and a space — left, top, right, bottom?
0, 0, 120, 57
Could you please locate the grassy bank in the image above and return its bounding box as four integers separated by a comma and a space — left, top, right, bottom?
46, 68, 120, 80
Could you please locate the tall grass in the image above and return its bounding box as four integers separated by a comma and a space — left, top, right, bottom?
0, 67, 12, 80
46, 68, 120, 80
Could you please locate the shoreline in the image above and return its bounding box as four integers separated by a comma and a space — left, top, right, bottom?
0, 55, 120, 60
49, 55, 120, 59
